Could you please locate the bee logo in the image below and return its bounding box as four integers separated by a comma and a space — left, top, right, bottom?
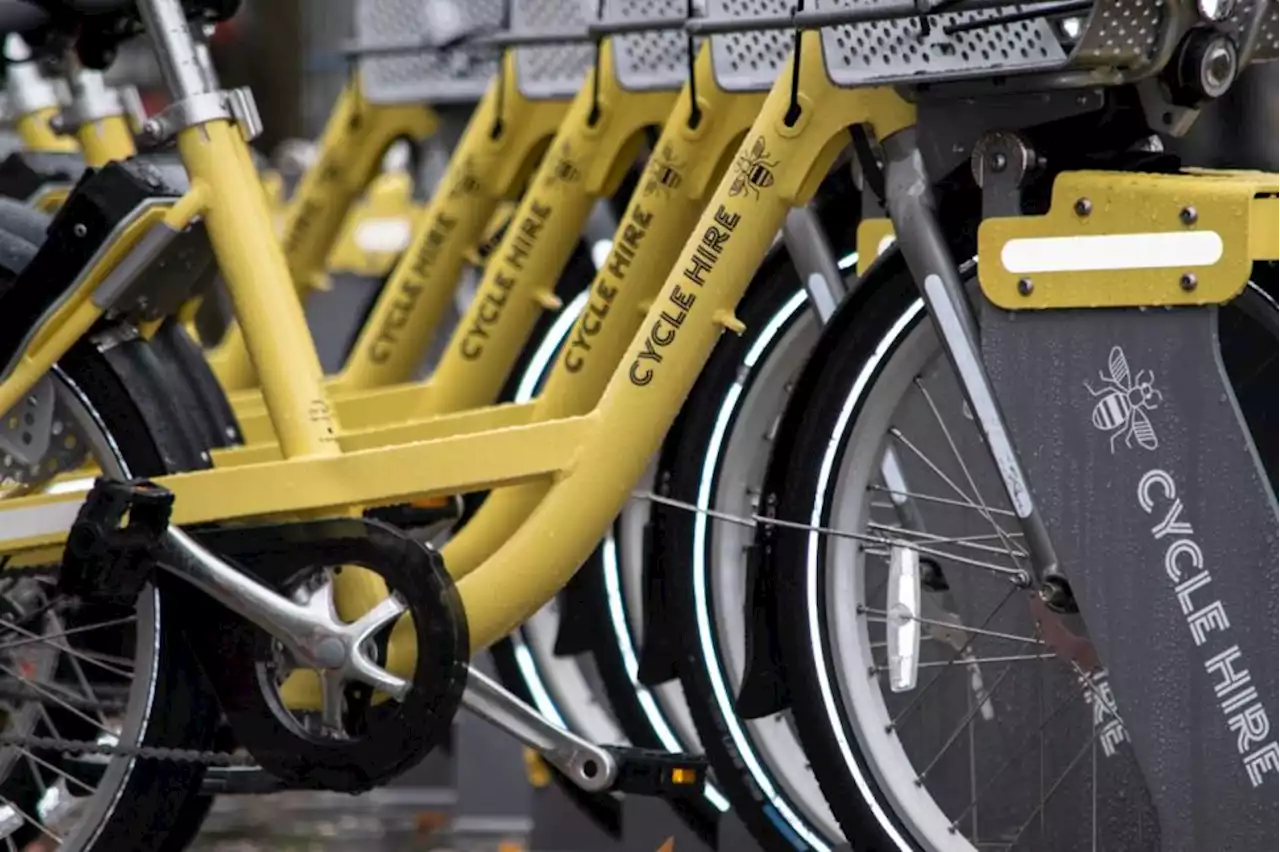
729, 135, 777, 201
1084, 345, 1162, 453
450, 160, 482, 199
644, 144, 685, 197
546, 142, 582, 186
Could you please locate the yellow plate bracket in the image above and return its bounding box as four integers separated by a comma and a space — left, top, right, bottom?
855, 217, 895, 275
979, 169, 1280, 310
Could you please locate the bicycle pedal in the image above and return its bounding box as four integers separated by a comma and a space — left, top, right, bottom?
60, 477, 174, 604
200, 765, 294, 795
601, 746, 708, 799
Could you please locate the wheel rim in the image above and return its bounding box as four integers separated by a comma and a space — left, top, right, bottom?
808, 286, 1275, 851
0, 367, 161, 851
691, 290, 841, 847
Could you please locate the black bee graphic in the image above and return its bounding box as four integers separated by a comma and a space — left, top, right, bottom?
546, 142, 582, 186
644, 144, 685, 197
729, 135, 777, 200
450, 159, 482, 199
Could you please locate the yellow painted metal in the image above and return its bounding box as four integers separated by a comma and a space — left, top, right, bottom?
15, 106, 77, 152
75, 115, 136, 167
454, 34, 916, 653
177, 120, 340, 460
415, 41, 678, 417
326, 172, 422, 277
855, 218, 895, 274
282, 81, 437, 298
208, 84, 439, 394
30, 186, 72, 214
979, 169, 1280, 310
442, 45, 767, 580
0, 414, 591, 554
211, 401, 536, 467
231, 380, 432, 444
335, 55, 570, 391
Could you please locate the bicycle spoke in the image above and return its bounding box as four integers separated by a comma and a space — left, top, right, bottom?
867, 522, 1028, 560
1006, 723, 1105, 848
915, 641, 1033, 781
0, 616, 131, 681
874, 652, 1055, 673
0, 796, 60, 845
860, 607, 1042, 647
0, 616, 137, 658
22, 748, 96, 797
912, 378, 1027, 567
867, 485, 1018, 517
0, 662, 114, 738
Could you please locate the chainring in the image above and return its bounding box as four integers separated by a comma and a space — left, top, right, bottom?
175, 517, 468, 793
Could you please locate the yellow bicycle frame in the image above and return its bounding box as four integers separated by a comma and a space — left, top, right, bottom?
74, 113, 136, 168
440, 44, 766, 579
228, 42, 676, 441
14, 106, 77, 153
205, 79, 439, 392
4, 33, 1273, 689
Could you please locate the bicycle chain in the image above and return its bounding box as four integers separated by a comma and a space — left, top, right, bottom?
0, 561, 258, 769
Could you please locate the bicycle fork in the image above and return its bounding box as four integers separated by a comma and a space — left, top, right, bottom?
877, 127, 1061, 597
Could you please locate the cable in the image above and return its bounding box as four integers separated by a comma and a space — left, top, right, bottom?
784, 0, 805, 127
685, 0, 702, 128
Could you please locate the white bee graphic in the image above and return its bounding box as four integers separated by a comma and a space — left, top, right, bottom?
1084, 346, 1163, 453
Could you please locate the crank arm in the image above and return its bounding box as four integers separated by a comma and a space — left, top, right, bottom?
158, 528, 409, 699
461, 665, 618, 793
461, 667, 709, 798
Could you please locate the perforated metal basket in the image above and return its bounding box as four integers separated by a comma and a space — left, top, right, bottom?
708, 0, 797, 92
510, 0, 594, 100
355, 0, 504, 105
603, 0, 693, 92
812, 0, 1275, 89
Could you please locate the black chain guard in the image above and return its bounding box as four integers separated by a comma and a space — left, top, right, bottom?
982, 301, 1277, 851
174, 517, 468, 793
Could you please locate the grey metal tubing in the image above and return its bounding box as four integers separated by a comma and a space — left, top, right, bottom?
136, 0, 214, 102
879, 126, 1060, 583
782, 205, 847, 324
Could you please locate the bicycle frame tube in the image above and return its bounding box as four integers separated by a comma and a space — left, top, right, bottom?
419, 40, 678, 415
453, 33, 916, 653
441, 45, 766, 579
334, 54, 569, 392
75, 114, 135, 167
283, 79, 437, 299
15, 106, 76, 153
206, 79, 438, 392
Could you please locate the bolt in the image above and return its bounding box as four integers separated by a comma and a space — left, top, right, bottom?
1017, 278, 1034, 296
1074, 198, 1092, 217
72, 224, 87, 238
142, 119, 161, 139
313, 637, 346, 669
989, 152, 1008, 172
1181, 273, 1198, 291
1180, 205, 1198, 225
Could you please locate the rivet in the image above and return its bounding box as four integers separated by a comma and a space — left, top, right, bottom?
1074, 198, 1092, 217
1180, 273, 1198, 291
1017, 278, 1034, 296
72, 223, 87, 238
989, 152, 1008, 172
1179, 206, 1198, 225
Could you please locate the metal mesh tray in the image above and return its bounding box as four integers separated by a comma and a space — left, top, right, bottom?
355, 0, 504, 105
604, 0, 693, 92
814, 0, 1274, 89
511, 0, 594, 100
708, 0, 797, 92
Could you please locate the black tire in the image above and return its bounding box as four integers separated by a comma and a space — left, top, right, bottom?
0, 230, 221, 851
54, 333, 224, 852
654, 250, 834, 852
765, 255, 1277, 851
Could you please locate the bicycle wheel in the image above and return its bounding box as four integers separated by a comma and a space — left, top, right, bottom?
652, 250, 842, 851
767, 251, 1276, 851
0, 332, 223, 852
